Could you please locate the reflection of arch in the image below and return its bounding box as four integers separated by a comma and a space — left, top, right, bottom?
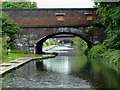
36, 32, 92, 54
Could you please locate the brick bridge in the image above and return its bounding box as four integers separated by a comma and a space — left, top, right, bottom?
2, 8, 105, 54
55, 37, 76, 44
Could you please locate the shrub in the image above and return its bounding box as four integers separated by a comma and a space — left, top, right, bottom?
101, 49, 120, 65
43, 42, 48, 48
2, 12, 21, 40
1, 35, 10, 60
88, 44, 106, 60
75, 36, 88, 54
85, 26, 93, 36
96, 2, 120, 49
56, 42, 60, 45
43, 39, 55, 48
49, 39, 55, 45
88, 44, 119, 66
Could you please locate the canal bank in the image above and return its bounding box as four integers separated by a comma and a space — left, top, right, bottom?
0, 45, 58, 76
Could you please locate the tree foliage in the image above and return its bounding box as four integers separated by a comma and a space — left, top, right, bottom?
1, 0, 38, 58
85, 26, 93, 36
2, 0, 37, 9
96, 2, 120, 49
1, 12, 21, 40
2, 35, 10, 55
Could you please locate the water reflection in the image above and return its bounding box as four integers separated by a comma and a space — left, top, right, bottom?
43, 56, 69, 74
1, 46, 119, 89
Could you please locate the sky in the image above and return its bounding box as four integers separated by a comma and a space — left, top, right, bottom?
2, 0, 95, 8
31, 0, 95, 8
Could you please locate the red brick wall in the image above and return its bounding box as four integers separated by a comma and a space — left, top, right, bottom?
2, 8, 100, 28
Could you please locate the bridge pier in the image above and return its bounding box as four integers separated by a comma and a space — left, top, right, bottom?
35, 43, 43, 54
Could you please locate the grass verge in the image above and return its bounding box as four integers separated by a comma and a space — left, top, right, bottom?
1, 53, 40, 64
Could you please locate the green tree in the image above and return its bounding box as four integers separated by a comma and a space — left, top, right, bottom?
1, 0, 38, 59
1, 12, 21, 40
0, 35, 10, 60
2, 35, 10, 56
96, 2, 120, 49
2, 0, 37, 9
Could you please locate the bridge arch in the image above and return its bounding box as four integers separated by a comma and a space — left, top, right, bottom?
35, 32, 92, 54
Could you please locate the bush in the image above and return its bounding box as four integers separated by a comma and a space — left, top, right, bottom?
88, 44, 119, 66
101, 49, 120, 65
88, 44, 106, 60
2, 12, 21, 40
75, 36, 88, 54
85, 26, 93, 36
2, 1, 37, 9
56, 42, 60, 45
70, 41, 74, 46
49, 39, 55, 45
43, 42, 48, 48
1, 35, 10, 60
103, 30, 120, 49
96, 2, 120, 49
43, 39, 55, 48
87, 2, 120, 71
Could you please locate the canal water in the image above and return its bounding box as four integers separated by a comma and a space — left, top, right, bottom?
2, 46, 119, 88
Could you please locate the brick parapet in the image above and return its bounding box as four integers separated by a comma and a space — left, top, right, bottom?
2, 8, 100, 28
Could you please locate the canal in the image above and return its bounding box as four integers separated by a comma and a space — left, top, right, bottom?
2, 45, 119, 88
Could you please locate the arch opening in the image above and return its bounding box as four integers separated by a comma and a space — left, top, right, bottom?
36, 32, 92, 54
